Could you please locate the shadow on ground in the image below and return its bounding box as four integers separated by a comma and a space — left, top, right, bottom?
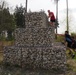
0, 64, 66, 75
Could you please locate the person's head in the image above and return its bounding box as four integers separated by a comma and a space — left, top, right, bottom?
65, 31, 69, 34
48, 10, 50, 13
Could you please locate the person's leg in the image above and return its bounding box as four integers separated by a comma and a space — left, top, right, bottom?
66, 42, 75, 58
51, 20, 55, 26
52, 22, 55, 26
68, 48, 75, 58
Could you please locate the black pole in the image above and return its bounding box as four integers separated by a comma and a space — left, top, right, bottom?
25, 0, 28, 13
25, 0, 28, 28
55, 0, 58, 39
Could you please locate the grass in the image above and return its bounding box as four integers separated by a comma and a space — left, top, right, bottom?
0, 41, 14, 64
56, 35, 76, 75
0, 53, 3, 62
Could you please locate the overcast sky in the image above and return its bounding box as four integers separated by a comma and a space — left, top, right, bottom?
6, 0, 76, 34
6, 0, 76, 12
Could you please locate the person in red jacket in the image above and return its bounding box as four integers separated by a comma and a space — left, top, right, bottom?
48, 10, 56, 26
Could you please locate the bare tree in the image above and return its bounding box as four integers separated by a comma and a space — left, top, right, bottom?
0, 0, 8, 10
59, 9, 75, 34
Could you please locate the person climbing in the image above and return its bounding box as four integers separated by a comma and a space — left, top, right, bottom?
64, 31, 75, 58
71, 36, 76, 50
47, 10, 56, 26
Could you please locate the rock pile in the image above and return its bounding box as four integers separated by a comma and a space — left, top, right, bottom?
3, 12, 66, 72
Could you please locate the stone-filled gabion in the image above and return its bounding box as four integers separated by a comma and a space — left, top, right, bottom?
3, 11, 66, 72
14, 27, 54, 46
4, 45, 66, 71
25, 12, 49, 28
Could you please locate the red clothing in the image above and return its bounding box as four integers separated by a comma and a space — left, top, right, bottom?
48, 12, 55, 20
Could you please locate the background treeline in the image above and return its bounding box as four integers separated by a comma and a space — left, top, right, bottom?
0, 1, 25, 41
